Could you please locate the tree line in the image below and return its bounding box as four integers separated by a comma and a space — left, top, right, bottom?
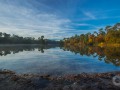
63, 23, 120, 47
0, 32, 59, 44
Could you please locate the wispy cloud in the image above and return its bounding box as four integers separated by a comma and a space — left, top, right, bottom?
0, 0, 72, 39
0, 0, 120, 40
75, 23, 91, 26
82, 11, 96, 19
81, 9, 120, 21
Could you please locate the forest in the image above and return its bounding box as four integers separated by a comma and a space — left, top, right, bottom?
0, 23, 120, 46
0, 32, 59, 44
63, 23, 120, 47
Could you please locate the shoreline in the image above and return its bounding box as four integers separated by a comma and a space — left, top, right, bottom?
0, 69, 120, 90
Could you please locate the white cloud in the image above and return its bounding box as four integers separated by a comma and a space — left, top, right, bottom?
1, 0, 113, 40
82, 11, 96, 19
80, 9, 120, 21
75, 23, 91, 26
0, 0, 72, 39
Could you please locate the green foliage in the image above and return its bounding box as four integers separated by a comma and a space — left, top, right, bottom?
0, 32, 59, 44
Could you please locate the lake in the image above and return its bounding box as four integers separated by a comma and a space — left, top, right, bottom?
0, 45, 120, 76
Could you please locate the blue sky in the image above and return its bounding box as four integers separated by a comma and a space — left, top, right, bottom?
0, 0, 120, 39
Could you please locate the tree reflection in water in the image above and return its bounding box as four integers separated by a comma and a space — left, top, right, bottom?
63, 46, 120, 66
0, 45, 120, 66
0, 45, 59, 56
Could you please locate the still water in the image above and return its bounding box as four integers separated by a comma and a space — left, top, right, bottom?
0, 45, 120, 75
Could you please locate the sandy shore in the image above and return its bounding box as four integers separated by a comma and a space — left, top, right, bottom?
0, 69, 120, 90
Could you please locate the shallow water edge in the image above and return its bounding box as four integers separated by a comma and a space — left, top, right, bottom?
0, 69, 120, 90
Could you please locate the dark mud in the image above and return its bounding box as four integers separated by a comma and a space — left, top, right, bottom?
0, 69, 120, 90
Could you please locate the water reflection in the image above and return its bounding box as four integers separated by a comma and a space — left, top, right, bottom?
63, 46, 120, 66
0, 45, 120, 67
0, 45, 59, 56
0, 45, 120, 75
